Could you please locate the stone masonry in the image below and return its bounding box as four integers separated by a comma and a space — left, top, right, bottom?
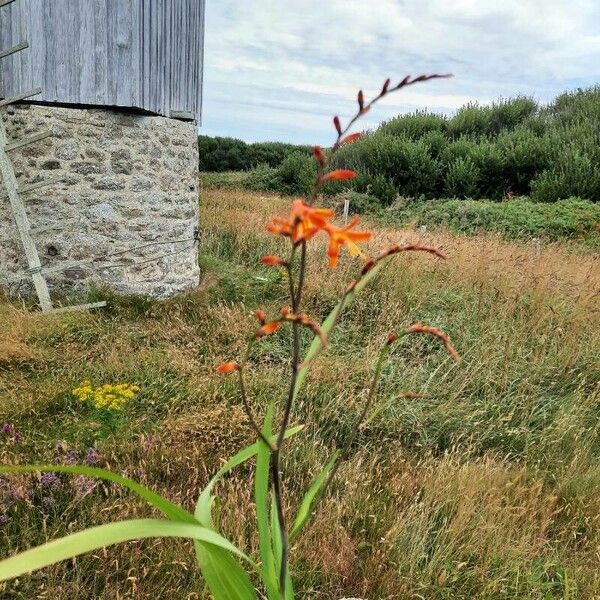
0, 104, 200, 299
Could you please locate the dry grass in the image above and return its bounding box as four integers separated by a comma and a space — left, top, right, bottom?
1, 187, 599, 599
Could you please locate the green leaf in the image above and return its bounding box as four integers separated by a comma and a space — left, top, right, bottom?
271, 498, 294, 600
195, 426, 303, 527
0, 518, 255, 582
0, 464, 195, 524
293, 258, 390, 402
192, 426, 302, 600
194, 541, 258, 600
256, 407, 281, 600
289, 451, 340, 544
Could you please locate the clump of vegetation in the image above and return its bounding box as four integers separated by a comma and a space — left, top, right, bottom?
205, 86, 600, 206
198, 136, 311, 172
381, 196, 600, 242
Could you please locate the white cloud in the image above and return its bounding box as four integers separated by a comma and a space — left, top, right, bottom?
201, 0, 600, 143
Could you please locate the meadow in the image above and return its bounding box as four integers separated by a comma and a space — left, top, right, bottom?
1, 186, 600, 599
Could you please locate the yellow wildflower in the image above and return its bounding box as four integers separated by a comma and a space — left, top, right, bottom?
72, 381, 139, 412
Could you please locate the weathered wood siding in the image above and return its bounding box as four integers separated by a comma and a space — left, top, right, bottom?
0, 0, 204, 121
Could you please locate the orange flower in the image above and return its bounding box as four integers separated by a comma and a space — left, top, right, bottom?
261, 255, 287, 266
266, 217, 294, 237
313, 145, 325, 166
255, 308, 267, 324
256, 321, 280, 338
323, 217, 372, 268
267, 199, 334, 243
217, 361, 239, 374
321, 169, 357, 182
339, 132, 362, 145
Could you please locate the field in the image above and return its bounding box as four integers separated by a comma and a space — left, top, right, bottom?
1, 187, 600, 599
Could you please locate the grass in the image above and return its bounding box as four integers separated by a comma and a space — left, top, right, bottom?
1, 187, 600, 599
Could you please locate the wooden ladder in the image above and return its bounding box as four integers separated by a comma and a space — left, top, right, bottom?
0, 0, 105, 313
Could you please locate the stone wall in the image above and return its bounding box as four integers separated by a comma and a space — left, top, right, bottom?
0, 104, 200, 299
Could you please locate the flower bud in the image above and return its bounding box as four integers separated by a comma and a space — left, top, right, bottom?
217, 361, 239, 374
261, 255, 287, 267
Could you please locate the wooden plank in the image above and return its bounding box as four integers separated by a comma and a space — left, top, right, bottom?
5, 129, 52, 151
170, 110, 195, 121
49, 301, 107, 314
0, 0, 206, 120
0, 115, 53, 312
0, 86, 41, 106
0, 40, 28, 59
17, 176, 60, 195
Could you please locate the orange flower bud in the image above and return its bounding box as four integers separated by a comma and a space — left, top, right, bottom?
261, 255, 287, 266
340, 132, 362, 146
321, 169, 357, 182
407, 322, 460, 361
398, 74, 411, 87
333, 115, 342, 135
361, 258, 375, 275
381, 78, 391, 95
257, 321, 280, 338
357, 89, 364, 111
280, 306, 291, 318
387, 333, 398, 345
313, 145, 325, 167
255, 308, 267, 324
217, 361, 239, 374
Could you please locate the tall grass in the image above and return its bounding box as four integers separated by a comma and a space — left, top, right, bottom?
1, 188, 599, 598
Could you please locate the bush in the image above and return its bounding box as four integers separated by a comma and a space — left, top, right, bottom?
445, 157, 480, 199
275, 152, 316, 196
379, 110, 447, 139
199, 135, 311, 172
384, 197, 600, 240
246, 163, 280, 192
201, 86, 600, 204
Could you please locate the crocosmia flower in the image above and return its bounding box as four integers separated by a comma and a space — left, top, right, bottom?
267, 199, 334, 243
324, 217, 372, 268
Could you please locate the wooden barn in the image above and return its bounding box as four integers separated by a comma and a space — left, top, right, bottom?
0, 0, 205, 121
0, 0, 206, 311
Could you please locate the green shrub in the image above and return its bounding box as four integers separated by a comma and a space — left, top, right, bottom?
333, 190, 380, 215
445, 157, 480, 199
202, 86, 600, 204
275, 152, 316, 196
379, 110, 447, 139
246, 163, 280, 193
368, 173, 397, 206
531, 148, 600, 203
383, 197, 600, 240
199, 135, 311, 172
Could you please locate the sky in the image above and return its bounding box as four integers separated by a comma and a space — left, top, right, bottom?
199, 0, 600, 145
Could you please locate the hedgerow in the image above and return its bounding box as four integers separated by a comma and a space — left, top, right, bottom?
206, 86, 600, 205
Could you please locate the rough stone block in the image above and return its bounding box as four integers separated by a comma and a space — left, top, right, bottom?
1, 104, 200, 299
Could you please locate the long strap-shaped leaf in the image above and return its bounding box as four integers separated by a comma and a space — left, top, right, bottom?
0, 464, 196, 523
271, 497, 294, 600
192, 427, 302, 600
0, 518, 255, 582
255, 407, 281, 600
194, 540, 258, 600
195, 426, 303, 526
288, 451, 340, 544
